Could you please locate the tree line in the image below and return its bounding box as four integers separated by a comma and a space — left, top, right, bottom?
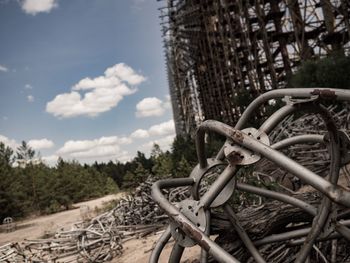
0, 134, 221, 222
0, 141, 119, 221
91, 134, 224, 189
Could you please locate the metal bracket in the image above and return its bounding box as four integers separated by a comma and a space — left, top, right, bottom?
190, 158, 237, 208
224, 128, 270, 166
170, 199, 207, 247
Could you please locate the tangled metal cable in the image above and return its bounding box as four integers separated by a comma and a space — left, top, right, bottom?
150, 88, 350, 263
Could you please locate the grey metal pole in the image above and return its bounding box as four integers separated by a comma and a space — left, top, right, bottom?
149, 227, 172, 263
236, 88, 350, 130
168, 242, 185, 263
197, 120, 350, 207
271, 134, 324, 150
224, 204, 266, 263
198, 165, 237, 209
152, 178, 240, 263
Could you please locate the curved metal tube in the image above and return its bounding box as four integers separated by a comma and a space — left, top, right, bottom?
151, 178, 240, 263
215, 146, 226, 162
196, 120, 350, 207
200, 210, 211, 263
198, 165, 237, 209
295, 104, 340, 262
216, 88, 350, 162
149, 227, 172, 263
153, 88, 350, 262
254, 219, 350, 246
236, 183, 317, 216
259, 104, 296, 134
216, 88, 350, 166
224, 204, 266, 263
271, 134, 324, 150
236, 88, 350, 130
196, 125, 209, 169
168, 243, 185, 263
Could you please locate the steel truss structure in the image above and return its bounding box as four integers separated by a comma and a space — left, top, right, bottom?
158, 0, 350, 135
150, 88, 350, 262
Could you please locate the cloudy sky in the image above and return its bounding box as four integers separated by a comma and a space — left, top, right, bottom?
0, 0, 175, 165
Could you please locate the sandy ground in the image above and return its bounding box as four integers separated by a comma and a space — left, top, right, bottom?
112, 233, 201, 263
0, 193, 122, 246
0, 193, 200, 262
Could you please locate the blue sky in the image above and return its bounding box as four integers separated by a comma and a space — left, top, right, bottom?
0, 0, 175, 165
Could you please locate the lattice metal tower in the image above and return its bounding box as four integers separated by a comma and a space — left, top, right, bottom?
158, 0, 350, 135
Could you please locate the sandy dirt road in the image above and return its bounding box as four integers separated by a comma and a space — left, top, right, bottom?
0, 193, 200, 262
0, 193, 122, 246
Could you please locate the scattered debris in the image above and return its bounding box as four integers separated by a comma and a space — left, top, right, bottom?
3, 91, 350, 262
0, 176, 189, 262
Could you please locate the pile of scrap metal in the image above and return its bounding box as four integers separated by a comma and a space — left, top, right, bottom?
3, 88, 350, 263
0, 176, 190, 262
150, 88, 350, 263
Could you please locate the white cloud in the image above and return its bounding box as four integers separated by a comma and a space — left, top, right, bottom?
28, 139, 54, 150
0, 64, 8, 72
50, 120, 175, 163
85, 150, 131, 164
104, 63, 146, 85
57, 136, 132, 160
136, 97, 164, 118
41, 155, 59, 166
130, 129, 149, 139
142, 128, 176, 153
149, 120, 175, 136
129, 120, 175, 141
27, 95, 34, 102
25, 84, 33, 89
141, 134, 176, 153
70, 145, 120, 159
21, 0, 58, 15
163, 95, 171, 109
136, 95, 171, 118
73, 76, 121, 91
3, 116, 8, 121
0, 135, 55, 152
116, 154, 132, 163
46, 63, 145, 118
0, 135, 19, 150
